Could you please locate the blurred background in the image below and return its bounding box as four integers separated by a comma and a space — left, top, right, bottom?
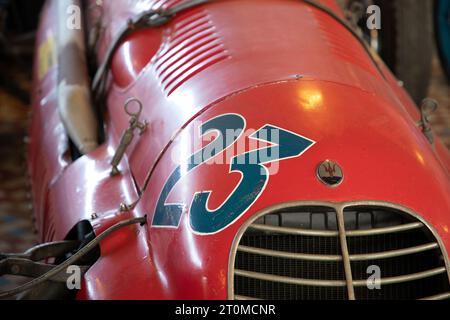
0, 0, 449, 290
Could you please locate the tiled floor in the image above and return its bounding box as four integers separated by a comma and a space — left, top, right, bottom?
0, 133, 34, 254
0, 63, 35, 291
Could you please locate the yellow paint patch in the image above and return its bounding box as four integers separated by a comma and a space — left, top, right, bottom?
38, 31, 56, 80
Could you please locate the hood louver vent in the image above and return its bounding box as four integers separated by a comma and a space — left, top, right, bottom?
312, 8, 376, 76
154, 9, 229, 96
151, 0, 186, 10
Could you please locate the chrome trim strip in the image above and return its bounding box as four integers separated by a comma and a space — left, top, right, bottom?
248, 222, 424, 238
227, 201, 450, 300
235, 267, 446, 289
234, 269, 347, 287
346, 222, 424, 237
238, 243, 439, 262
352, 267, 447, 287
234, 295, 262, 301
237, 245, 342, 261
419, 292, 450, 300
248, 224, 338, 237
349, 243, 439, 261
336, 206, 355, 300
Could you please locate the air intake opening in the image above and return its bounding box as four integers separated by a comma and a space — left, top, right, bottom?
230, 203, 450, 300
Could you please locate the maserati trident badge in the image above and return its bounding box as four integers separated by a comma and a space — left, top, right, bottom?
317, 160, 344, 187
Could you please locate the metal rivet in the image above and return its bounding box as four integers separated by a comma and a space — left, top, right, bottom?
119, 203, 129, 212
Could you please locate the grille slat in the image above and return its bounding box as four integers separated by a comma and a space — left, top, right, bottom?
235, 269, 347, 287
235, 295, 262, 301
235, 267, 447, 288
238, 243, 440, 263
419, 292, 450, 300
346, 222, 424, 237
238, 245, 342, 262
232, 203, 450, 300
352, 267, 447, 287
248, 221, 424, 237
248, 224, 338, 237
349, 243, 439, 261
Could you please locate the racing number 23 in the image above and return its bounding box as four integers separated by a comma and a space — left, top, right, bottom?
152, 113, 315, 234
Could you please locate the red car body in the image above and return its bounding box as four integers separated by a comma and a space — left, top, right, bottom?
28, 0, 450, 299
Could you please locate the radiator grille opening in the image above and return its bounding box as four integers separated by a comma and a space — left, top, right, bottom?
231, 203, 450, 300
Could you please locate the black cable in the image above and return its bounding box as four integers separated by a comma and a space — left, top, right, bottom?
0, 216, 147, 299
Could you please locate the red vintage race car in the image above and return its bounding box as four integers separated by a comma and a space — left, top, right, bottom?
1, 0, 450, 300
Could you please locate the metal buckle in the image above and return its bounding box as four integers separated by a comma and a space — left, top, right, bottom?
110, 98, 148, 176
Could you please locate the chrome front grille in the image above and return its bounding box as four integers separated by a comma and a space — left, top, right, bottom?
229, 202, 450, 300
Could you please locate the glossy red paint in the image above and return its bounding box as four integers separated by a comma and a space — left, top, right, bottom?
28, 0, 450, 299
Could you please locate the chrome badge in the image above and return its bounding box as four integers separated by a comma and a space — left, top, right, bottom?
317, 160, 344, 187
